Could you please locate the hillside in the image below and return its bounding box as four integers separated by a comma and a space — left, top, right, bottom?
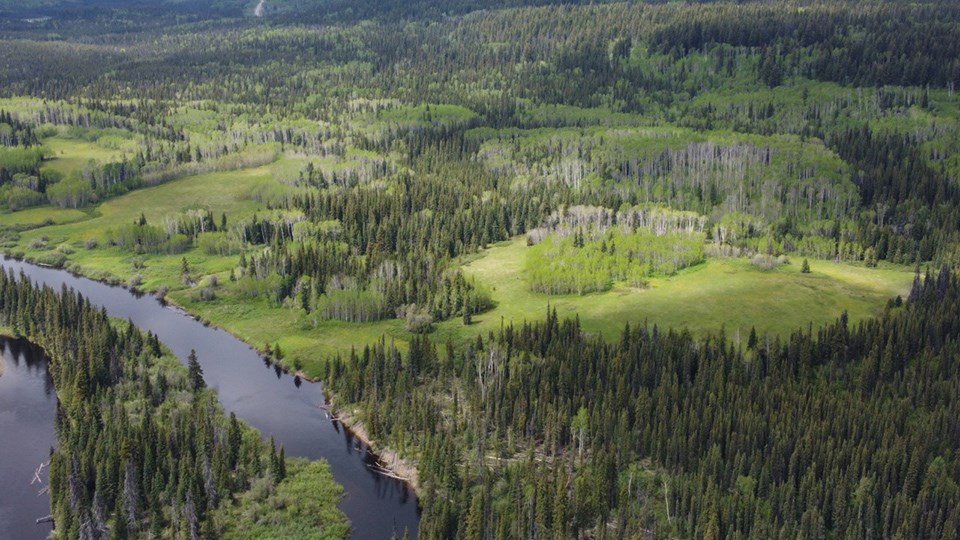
2, 1, 959, 538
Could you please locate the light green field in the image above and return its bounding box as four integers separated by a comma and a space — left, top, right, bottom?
173, 291, 406, 375
15, 164, 274, 289
41, 136, 126, 177
0, 206, 89, 227
441, 237, 915, 343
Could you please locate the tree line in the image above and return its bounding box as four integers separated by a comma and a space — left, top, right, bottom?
324, 266, 960, 539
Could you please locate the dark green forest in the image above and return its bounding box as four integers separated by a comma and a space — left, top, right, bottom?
0, 271, 348, 537
2, 0, 960, 538
327, 263, 960, 540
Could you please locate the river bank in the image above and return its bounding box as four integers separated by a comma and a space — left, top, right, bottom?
328, 403, 421, 491
160, 288, 423, 494
4, 253, 421, 538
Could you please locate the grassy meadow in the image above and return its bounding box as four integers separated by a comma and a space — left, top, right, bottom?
0, 127, 916, 379
441, 237, 914, 343
40, 135, 127, 177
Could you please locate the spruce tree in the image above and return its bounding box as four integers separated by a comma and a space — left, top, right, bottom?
188, 349, 205, 390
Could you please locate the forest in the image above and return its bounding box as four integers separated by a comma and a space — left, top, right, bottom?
1, 0, 960, 538
0, 270, 348, 537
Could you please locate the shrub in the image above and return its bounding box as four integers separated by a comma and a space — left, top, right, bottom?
128, 274, 143, 288
750, 254, 781, 271
199, 286, 216, 302
84, 237, 98, 249
404, 305, 434, 333
34, 251, 66, 268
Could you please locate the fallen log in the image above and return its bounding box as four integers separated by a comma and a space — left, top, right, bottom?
31, 462, 45, 485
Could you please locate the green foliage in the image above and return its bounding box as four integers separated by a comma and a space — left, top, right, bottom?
3, 3, 960, 537
46, 177, 95, 208
0, 272, 347, 538
326, 270, 960, 539
526, 227, 704, 294
188, 348, 205, 390
217, 460, 349, 540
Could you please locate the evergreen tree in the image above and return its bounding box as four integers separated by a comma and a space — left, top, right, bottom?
188, 349, 205, 391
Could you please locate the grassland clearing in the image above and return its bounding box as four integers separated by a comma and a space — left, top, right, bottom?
444, 237, 914, 343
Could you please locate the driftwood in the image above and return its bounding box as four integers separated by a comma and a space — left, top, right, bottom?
367, 463, 410, 482
35, 515, 53, 524
37, 485, 49, 496
320, 407, 343, 422
31, 462, 46, 485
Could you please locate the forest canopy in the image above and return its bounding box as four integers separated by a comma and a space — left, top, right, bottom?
1, 0, 959, 538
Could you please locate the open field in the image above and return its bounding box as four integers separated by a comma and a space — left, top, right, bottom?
13, 164, 273, 289
9, 191, 915, 380
441, 237, 915, 343
40, 136, 127, 177
0, 206, 90, 227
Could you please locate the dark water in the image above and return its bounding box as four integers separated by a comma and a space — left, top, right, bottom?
0, 338, 56, 540
0, 258, 419, 539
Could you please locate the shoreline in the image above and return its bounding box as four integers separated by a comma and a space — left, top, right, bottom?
5, 252, 422, 497
326, 400, 421, 491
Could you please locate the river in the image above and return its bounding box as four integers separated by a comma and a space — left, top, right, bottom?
0, 338, 56, 539
0, 258, 419, 539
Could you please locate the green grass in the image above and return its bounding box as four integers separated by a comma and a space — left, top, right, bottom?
41, 136, 126, 177
217, 459, 349, 540
8, 160, 404, 376
0, 206, 90, 227
4, 157, 915, 381
14, 164, 274, 288
439, 237, 914, 343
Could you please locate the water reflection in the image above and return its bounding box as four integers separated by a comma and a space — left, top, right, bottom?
0, 338, 57, 540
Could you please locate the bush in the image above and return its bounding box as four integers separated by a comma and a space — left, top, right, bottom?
28, 237, 47, 250
128, 274, 143, 288
402, 304, 434, 333
199, 286, 216, 302
84, 237, 98, 250
750, 254, 781, 271
34, 251, 67, 268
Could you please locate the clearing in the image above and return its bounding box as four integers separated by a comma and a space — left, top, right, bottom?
442, 237, 915, 343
